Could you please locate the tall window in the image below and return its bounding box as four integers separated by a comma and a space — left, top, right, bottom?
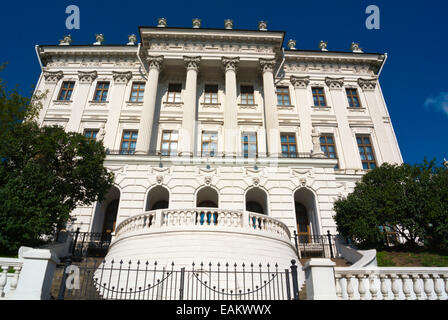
57, 81, 75, 101
240, 85, 254, 105
84, 129, 98, 141
281, 133, 297, 158
320, 134, 339, 169
93, 82, 110, 102
276, 86, 290, 106
120, 130, 138, 155
312, 87, 327, 107
204, 84, 218, 104
346, 88, 361, 108
242, 132, 257, 158
130, 82, 145, 102
356, 135, 377, 169
160, 131, 178, 156
167, 83, 182, 103
201, 131, 217, 157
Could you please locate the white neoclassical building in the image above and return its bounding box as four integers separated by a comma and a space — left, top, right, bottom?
33, 19, 402, 271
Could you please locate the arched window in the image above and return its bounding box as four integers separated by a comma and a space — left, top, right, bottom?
103, 199, 119, 234
295, 202, 310, 243
245, 188, 268, 215
196, 187, 219, 208
146, 186, 169, 211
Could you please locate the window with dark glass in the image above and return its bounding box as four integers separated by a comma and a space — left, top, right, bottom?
160, 131, 178, 156
204, 84, 218, 104
320, 134, 339, 169
130, 82, 145, 102
57, 81, 75, 101
240, 85, 254, 105
346, 88, 361, 108
93, 82, 110, 102
356, 135, 377, 169
281, 133, 297, 158
120, 130, 138, 155
276, 86, 290, 106
242, 132, 257, 158
84, 129, 98, 141
201, 131, 217, 157
167, 83, 182, 103
312, 87, 327, 107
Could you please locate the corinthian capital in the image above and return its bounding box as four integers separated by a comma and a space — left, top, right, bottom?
325, 77, 345, 90
290, 75, 309, 89
43, 71, 63, 83
113, 71, 133, 84
357, 77, 377, 91
78, 71, 98, 83
146, 55, 164, 71
183, 56, 201, 71
259, 58, 276, 73
221, 57, 240, 72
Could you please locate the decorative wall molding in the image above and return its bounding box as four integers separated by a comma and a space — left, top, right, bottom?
325, 77, 345, 90
357, 78, 378, 91
183, 56, 201, 71
78, 71, 98, 83
259, 58, 276, 73
112, 71, 133, 84
43, 71, 63, 83
146, 55, 164, 71
222, 57, 240, 72
290, 75, 310, 88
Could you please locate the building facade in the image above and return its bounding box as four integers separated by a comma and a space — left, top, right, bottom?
34, 20, 402, 271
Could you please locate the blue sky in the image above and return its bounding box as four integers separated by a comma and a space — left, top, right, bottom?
0, 0, 447, 165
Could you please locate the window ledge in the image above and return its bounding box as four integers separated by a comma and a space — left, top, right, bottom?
126, 101, 144, 106
53, 100, 73, 105
347, 107, 366, 112
201, 103, 221, 108
89, 100, 109, 105
238, 103, 258, 109
311, 105, 331, 110
163, 101, 184, 107
277, 105, 294, 110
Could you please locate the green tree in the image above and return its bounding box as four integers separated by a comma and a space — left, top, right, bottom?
334, 160, 448, 252
0, 66, 114, 254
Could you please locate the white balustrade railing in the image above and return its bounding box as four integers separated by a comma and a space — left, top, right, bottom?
114, 208, 291, 242
0, 258, 23, 299
334, 267, 448, 300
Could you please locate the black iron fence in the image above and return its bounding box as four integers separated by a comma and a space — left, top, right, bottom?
56, 258, 300, 300
69, 229, 112, 259
292, 230, 339, 259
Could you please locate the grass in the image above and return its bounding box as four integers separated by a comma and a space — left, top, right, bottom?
377, 250, 448, 267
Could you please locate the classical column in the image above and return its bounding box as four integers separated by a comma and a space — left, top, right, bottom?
103, 71, 133, 150
37, 71, 64, 125
290, 76, 312, 153
260, 58, 280, 156
222, 57, 239, 156
135, 56, 163, 155
66, 71, 97, 132
325, 77, 360, 169
358, 78, 396, 164
179, 56, 201, 156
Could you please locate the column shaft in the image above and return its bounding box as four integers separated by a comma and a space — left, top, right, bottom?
222, 57, 239, 156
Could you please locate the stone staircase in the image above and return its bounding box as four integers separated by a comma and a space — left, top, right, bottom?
50, 257, 105, 300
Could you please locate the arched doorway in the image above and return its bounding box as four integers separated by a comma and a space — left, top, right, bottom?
91, 185, 120, 235
146, 186, 169, 211
245, 188, 268, 215
196, 187, 219, 208
294, 188, 320, 243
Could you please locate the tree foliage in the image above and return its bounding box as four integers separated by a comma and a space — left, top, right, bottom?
0, 66, 114, 254
334, 160, 448, 252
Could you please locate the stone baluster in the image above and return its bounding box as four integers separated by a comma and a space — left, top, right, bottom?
391, 274, 400, 300
432, 274, 443, 300
346, 275, 355, 300
357, 274, 367, 300
379, 274, 389, 299
0, 265, 7, 297
401, 274, 411, 300
369, 273, 378, 299
442, 274, 448, 298
335, 274, 343, 299
423, 274, 433, 299
9, 266, 21, 292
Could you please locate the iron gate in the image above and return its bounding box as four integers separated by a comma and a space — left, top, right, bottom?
55, 258, 300, 300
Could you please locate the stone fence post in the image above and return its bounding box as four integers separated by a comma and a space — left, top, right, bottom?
8, 247, 60, 300
302, 258, 338, 300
